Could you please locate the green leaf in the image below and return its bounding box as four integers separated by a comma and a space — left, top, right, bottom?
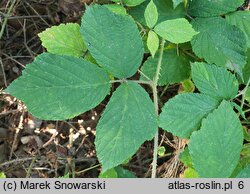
243, 126, 250, 142
38, 23, 86, 57
140, 49, 191, 85
243, 50, 250, 84
129, 0, 185, 26
0, 172, 6, 178
178, 79, 195, 93
112, 0, 146, 6
5, 53, 110, 120
244, 86, 250, 103
191, 62, 238, 100
95, 82, 157, 171
191, 17, 247, 76
115, 166, 136, 178
144, 0, 158, 28
172, 0, 183, 9
81, 5, 144, 79
226, 11, 250, 48
236, 164, 250, 178
187, 0, 244, 17
154, 18, 198, 44
99, 168, 118, 178
183, 168, 199, 178
147, 31, 159, 58
179, 147, 193, 168
104, 4, 127, 15
158, 146, 166, 156
189, 101, 243, 178
159, 93, 219, 138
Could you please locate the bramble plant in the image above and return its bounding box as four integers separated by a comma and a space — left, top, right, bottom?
4, 0, 250, 178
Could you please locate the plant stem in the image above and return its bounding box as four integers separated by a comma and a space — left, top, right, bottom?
0, 0, 17, 40
151, 38, 165, 178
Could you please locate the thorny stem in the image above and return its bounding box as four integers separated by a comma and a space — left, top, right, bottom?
151, 38, 166, 178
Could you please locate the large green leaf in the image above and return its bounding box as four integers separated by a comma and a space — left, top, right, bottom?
226, 11, 250, 48
191, 62, 238, 100
95, 82, 157, 171
129, 0, 185, 26
187, 0, 244, 17
159, 93, 219, 138
236, 165, 250, 178
5, 53, 110, 120
38, 23, 86, 57
81, 5, 144, 79
191, 17, 247, 76
140, 49, 191, 85
189, 101, 243, 178
154, 18, 198, 44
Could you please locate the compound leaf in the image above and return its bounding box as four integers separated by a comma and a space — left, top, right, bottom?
191, 62, 238, 100
154, 18, 198, 44
81, 5, 144, 79
159, 93, 219, 138
189, 101, 243, 178
4, 53, 110, 120
140, 49, 191, 85
226, 11, 250, 48
147, 30, 159, 58
144, 0, 158, 28
191, 17, 247, 76
95, 82, 157, 171
38, 23, 86, 57
129, 0, 185, 26
187, 0, 244, 17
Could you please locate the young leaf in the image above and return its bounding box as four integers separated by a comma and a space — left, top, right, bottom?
38, 23, 86, 57
140, 49, 191, 85
129, 0, 185, 26
191, 62, 238, 100
187, 0, 244, 17
112, 0, 146, 6
154, 18, 198, 44
189, 101, 243, 178
191, 17, 247, 76
0, 172, 6, 178
183, 168, 199, 178
179, 147, 193, 168
95, 82, 157, 171
147, 30, 159, 58
81, 5, 144, 79
158, 146, 166, 157
236, 165, 250, 178
226, 11, 250, 48
144, 0, 158, 28
172, 0, 183, 9
178, 79, 195, 93
4, 53, 110, 120
159, 93, 219, 138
